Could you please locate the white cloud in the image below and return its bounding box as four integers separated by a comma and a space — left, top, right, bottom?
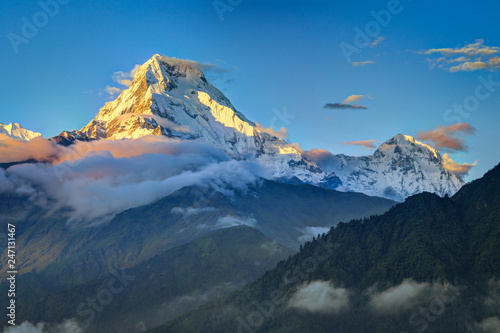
351, 61, 374, 67
215, 216, 257, 228
297, 226, 330, 243
153, 55, 226, 74
254, 123, 288, 139
289, 281, 349, 314
112, 64, 141, 87
370, 36, 385, 48
420, 39, 500, 72
449, 61, 489, 72
369, 279, 430, 314
442, 153, 477, 178
343, 95, 364, 104
476, 317, 500, 333
171, 207, 217, 216
104, 85, 122, 97
342, 139, 377, 150
485, 279, 500, 310
0, 137, 268, 228
2, 319, 83, 333
104, 63, 141, 97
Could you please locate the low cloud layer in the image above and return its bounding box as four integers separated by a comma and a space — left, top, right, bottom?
485, 279, 500, 312
289, 281, 349, 314
418, 123, 476, 151
300, 149, 338, 172
2, 319, 82, 333
475, 317, 500, 333
196, 215, 257, 230
171, 207, 217, 216
297, 226, 330, 243
420, 39, 500, 72
369, 279, 431, 314
216, 216, 257, 228
0, 137, 267, 228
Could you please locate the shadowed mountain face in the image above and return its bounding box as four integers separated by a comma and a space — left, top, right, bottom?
152, 163, 500, 333
9, 226, 295, 333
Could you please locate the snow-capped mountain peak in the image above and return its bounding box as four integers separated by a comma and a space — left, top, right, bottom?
80, 55, 256, 147
0, 122, 42, 141
325, 134, 463, 201
376, 134, 439, 160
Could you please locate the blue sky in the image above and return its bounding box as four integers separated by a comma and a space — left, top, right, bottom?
1, 0, 499, 181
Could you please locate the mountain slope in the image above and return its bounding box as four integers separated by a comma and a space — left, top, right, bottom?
0, 122, 41, 141
322, 134, 464, 201
9, 226, 293, 333
155, 163, 500, 333
0, 179, 395, 304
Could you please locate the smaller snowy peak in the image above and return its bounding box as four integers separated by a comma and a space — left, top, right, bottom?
0, 122, 42, 141
375, 134, 440, 161
325, 133, 464, 201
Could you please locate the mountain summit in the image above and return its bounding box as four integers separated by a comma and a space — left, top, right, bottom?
54, 55, 464, 200
0, 122, 41, 141
322, 134, 463, 201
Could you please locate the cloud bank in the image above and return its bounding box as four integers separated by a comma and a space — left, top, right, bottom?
215, 216, 257, 228
0, 137, 268, 228
475, 317, 500, 333
2, 319, 82, 333
289, 281, 349, 314
369, 279, 431, 314
297, 226, 331, 243
171, 207, 218, 216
